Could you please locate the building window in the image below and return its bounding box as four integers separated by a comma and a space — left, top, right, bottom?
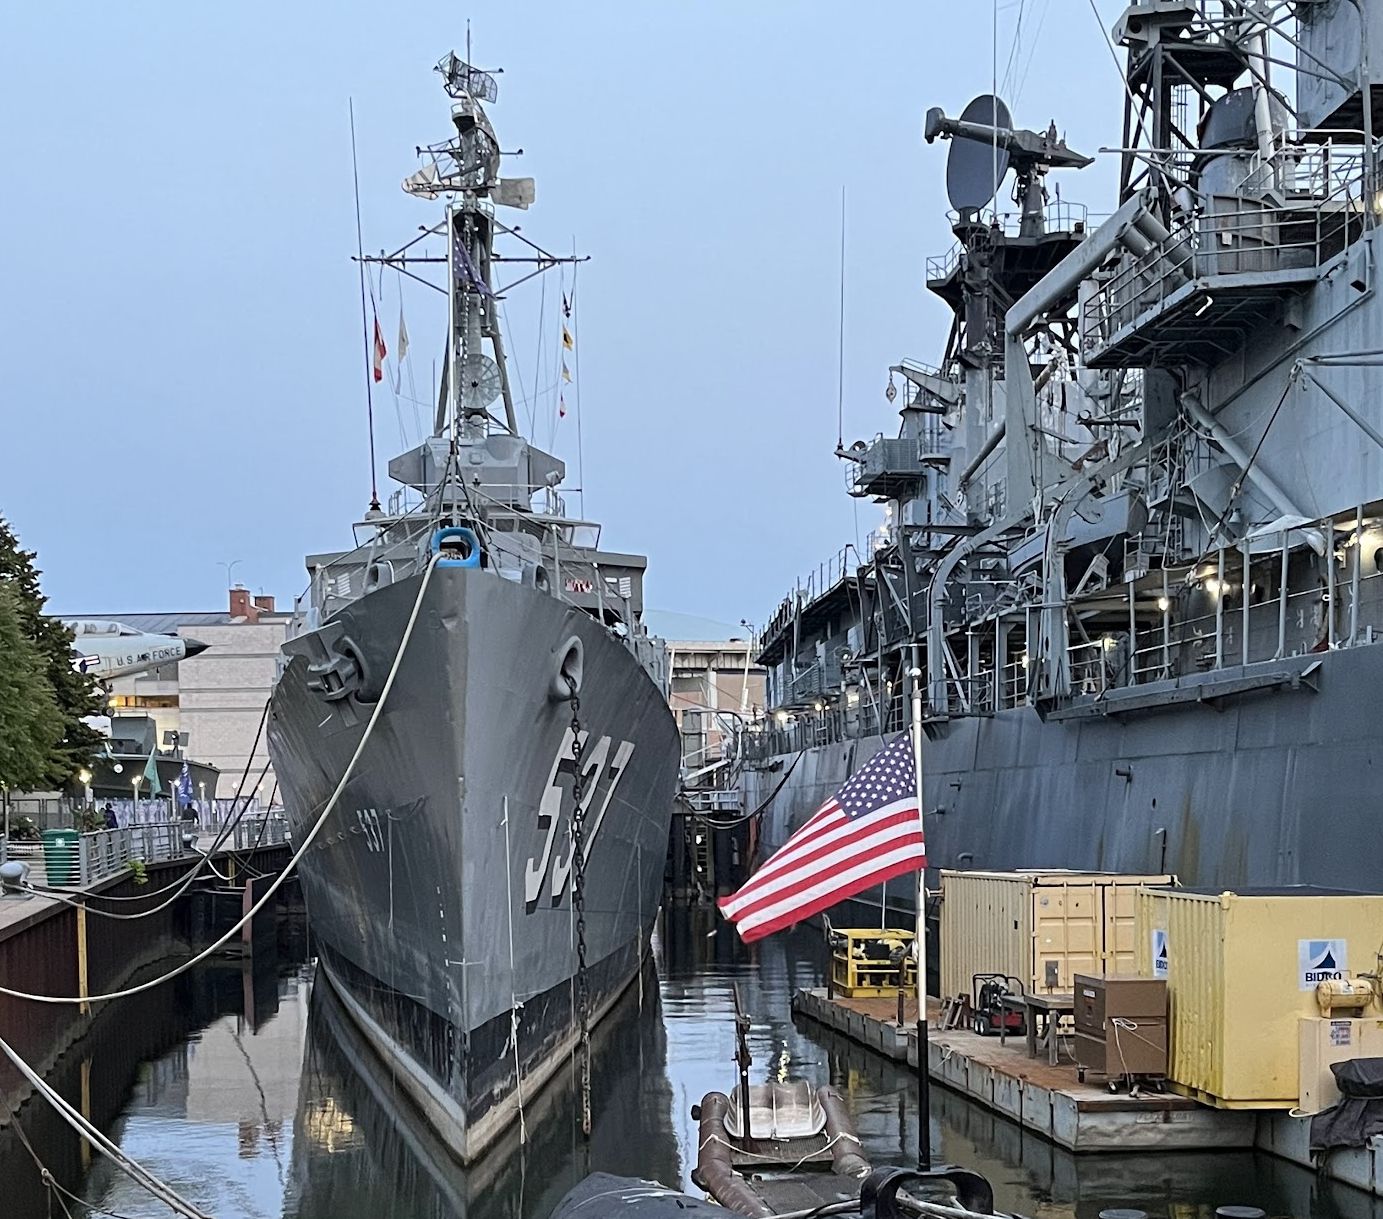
108, 695, 180, 709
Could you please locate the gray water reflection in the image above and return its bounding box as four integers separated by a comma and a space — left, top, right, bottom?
8, 907, 1383, 1218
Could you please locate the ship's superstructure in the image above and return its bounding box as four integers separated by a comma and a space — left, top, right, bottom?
742, 2, 1383, 893
267, 52, 680, 1162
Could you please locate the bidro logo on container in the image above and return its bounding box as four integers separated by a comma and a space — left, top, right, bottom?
1151, 928, 1169, 977
1298, 938, 1348, 990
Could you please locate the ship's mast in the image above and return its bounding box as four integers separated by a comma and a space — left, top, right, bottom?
357, 49, 590, 522
362, 50, 588, 455
432, 51, 511, 439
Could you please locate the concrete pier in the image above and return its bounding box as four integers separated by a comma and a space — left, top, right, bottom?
0, 837, 292, 1122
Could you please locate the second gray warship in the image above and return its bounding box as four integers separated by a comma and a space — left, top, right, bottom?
267, 53, 679, 1162
737, 2, 1383, 901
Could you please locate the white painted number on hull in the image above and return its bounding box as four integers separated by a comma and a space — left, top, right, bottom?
523, 727, 635, 905
355, 808, 385, 852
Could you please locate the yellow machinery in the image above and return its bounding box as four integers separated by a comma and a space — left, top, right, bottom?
827, 928, 916, 998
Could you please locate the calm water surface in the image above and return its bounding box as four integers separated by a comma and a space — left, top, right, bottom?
3, 908, 1379, 1219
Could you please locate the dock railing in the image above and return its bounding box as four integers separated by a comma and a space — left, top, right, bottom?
682, 790, 742, 814
2, 816, 288, 890
229, 815, 288, 851
69, 822, 188, 888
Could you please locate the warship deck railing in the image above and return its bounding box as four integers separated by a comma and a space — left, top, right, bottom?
926, 201, 1094, 284
1082, 137, 1376, 365
1235, 130, 1374, 200
751, 504, 1383, 747
759, 544, 865, 650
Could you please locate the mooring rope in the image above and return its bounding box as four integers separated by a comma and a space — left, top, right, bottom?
501, 793, 528, 1144
0, 557, 439, 1005
0, 1031, 213, 1218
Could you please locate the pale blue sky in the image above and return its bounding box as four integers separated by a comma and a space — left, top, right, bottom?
3, 2, 1122, 623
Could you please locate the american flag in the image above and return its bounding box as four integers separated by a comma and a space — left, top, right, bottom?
719, 734, 925, 943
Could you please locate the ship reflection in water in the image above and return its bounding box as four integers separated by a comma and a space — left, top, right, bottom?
6, 909, 1382, 1219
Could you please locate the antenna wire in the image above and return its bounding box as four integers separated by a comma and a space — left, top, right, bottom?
350, 98, 381, 511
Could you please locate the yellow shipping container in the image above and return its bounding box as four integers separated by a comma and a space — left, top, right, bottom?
1136, 886, 1383, 1109
939, 870, 1174, 1002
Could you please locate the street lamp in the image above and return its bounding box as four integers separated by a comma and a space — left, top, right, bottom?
77, 768, 93, 813
198, 781, 207, 822
218, 559, 244, 589
131, 774, 142, 821
738, 620, 756, 714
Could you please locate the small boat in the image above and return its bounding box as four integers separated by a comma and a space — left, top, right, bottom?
677, 989, 1014, 1219
692, 1081, 870, 1217
689, 985, 870, 1217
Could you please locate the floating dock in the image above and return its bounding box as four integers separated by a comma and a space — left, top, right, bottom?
792, 989, 1250, 1152
792, 988, 1383, 1197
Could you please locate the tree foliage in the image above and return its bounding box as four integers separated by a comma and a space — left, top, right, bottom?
0, 584, 64, 791
0, 516, 104, 787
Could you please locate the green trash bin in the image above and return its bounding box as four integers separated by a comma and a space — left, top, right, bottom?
41, 829, 80, 886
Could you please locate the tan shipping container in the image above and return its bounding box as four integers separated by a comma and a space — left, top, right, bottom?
1136, 886, 1383, 1109
940, 870, 1174, 1002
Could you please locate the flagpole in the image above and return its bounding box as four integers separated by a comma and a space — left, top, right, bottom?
909, 645, 931, 1172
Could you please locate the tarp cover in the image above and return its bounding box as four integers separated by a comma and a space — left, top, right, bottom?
1332, 1057, 1383, 1098
550, 1174, 729, 1219
1310, 1058, 1383, 1153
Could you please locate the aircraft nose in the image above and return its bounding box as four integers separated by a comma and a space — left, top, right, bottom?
182, 637, 211, 659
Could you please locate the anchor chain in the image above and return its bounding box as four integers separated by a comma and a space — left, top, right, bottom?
565, 675, 592, 1137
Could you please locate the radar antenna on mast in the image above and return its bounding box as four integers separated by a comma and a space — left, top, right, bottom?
435, 51, 498, 103
403, 49, 505, 197
925, 94, 1092, 234
939, 94, 1013, 214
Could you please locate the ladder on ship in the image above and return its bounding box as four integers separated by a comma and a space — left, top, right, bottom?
690, 820, 713, 901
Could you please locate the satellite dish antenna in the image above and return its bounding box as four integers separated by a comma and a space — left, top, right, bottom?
458, 353, 502, 411
944, 94, 1013, 213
